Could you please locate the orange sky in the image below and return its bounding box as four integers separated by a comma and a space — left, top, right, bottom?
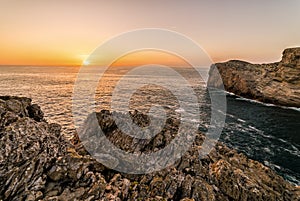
110, 51, 190, 67
0, 1, 299, 66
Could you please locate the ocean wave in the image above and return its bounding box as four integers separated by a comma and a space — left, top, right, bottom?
227, 91, 300, 112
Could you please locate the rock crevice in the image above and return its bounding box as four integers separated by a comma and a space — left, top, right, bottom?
0, 96, 299, 200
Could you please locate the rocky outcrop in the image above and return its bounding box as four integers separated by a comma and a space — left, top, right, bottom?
0, 96, 299, 200
207, 47, 300, 107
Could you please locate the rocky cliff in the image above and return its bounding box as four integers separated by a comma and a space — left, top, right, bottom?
207, 47, 300, 107
0, 96, 299, 200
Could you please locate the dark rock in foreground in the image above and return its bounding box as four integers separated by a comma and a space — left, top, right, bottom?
0, 96, 299, 200
208, 47, 300, 107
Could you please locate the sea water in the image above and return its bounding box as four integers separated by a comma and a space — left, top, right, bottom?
0, 65, 299, 185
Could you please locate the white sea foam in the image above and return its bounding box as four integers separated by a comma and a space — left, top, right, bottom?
228, 91, 300, 112
237, 118, 246, 123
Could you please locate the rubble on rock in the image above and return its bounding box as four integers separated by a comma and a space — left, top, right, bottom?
0, 96, 299, 200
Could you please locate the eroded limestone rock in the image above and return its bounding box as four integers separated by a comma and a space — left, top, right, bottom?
207, 47, 300, 107
0, 96, 299, 200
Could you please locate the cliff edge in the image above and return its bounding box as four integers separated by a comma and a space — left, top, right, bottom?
207, 47, 300, 107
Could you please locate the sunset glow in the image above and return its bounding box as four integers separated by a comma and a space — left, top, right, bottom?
0, 0, 299, 66
110, 50, 191, 67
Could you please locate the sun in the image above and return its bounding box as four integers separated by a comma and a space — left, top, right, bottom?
83, 60, 90, 65
78, 54, 91, 65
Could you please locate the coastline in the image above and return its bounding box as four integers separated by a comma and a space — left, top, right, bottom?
0, 96, 299, 200
207, 47, 300, 108
222, 90, 300, 112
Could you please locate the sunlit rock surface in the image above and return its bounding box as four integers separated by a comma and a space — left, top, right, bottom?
0, 96, 299, 200
208, 47, 300, 107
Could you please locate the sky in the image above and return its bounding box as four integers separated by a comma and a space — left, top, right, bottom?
0, 0, 299, 66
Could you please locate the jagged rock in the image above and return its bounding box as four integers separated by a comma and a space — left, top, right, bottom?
27, 104, 44, 122
0, 97, 66, 200
207, 47, 300, 107
0, 97, 108, 201
0, 96, 299, 200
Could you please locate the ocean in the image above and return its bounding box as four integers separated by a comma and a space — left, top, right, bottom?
0, 65, 299, 185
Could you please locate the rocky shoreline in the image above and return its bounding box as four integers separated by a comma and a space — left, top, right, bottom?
0, 96, 299, 200
207, 47, 300, 107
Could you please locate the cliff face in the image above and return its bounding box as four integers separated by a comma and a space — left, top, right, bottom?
208, 47, 300, 107
0, 96, 299, 200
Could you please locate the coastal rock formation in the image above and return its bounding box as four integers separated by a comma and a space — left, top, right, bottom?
0, 96, 299, 200
207, 47, 300, 107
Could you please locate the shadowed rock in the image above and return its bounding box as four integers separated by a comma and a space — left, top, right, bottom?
207, 47, 300, 107
0, 96, 299, 200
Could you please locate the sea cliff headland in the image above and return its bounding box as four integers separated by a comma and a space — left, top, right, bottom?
208, 47, 300, 107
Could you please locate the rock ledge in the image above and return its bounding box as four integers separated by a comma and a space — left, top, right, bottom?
0, 96, 299, 200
